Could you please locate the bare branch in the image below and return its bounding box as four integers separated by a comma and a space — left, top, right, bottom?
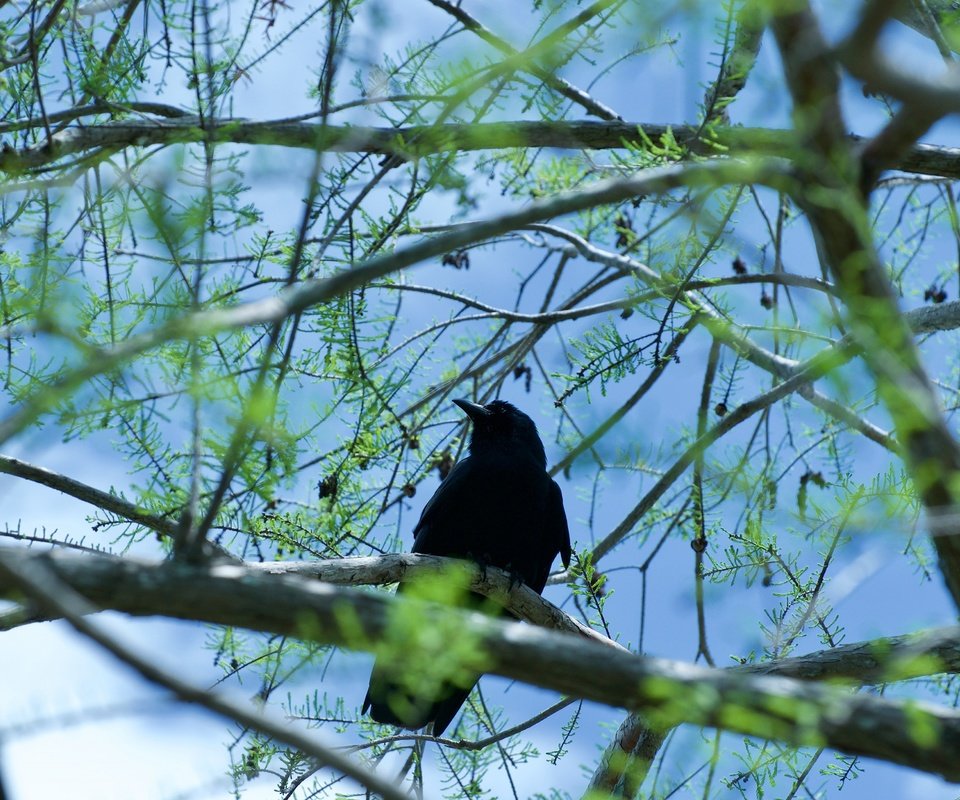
4, 548, 960, 781
3, 118, 960, 181
249, 554, 625, 651
0, 453, 173, 534
0, 454, 237, 561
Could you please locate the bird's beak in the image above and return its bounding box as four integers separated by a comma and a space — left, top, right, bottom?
453, 398, 491, 420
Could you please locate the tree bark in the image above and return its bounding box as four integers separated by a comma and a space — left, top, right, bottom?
4, 548, 960, 781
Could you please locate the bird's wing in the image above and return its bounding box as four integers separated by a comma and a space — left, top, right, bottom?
549, 479, 572, 569
411, 455, 475, 554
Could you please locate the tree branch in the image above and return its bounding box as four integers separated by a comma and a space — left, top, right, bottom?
424, 0, 622, 121
0, 454, 236, 561
3, 118, 960, 180
774, 0, 960, 611
588, 625, 960, 797
248, 554, 624, 651
3, 548, 960, 781
0, 453, 173, 534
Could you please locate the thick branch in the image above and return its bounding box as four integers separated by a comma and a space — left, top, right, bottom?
3, 548, 960, 781
248, 554, 623, 651
896, 0, 960, 53
587, 623, 960, 796
2, 118, 960, 180
841, 8, 960, 113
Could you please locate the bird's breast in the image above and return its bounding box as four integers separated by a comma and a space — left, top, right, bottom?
444, 460, 551, 569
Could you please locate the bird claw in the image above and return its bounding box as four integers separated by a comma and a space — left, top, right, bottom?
504, 564, 525, 592
469, 552, 489, 583
471, 554, 524, 591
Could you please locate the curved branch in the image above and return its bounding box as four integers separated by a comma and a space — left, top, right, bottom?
3, 548, 960, 781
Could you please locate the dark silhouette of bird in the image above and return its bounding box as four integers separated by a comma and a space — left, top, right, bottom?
363, 398, 571, 735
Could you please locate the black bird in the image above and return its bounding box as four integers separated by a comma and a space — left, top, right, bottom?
363, 398, 571, 735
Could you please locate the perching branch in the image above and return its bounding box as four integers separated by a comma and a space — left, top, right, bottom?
3, 548, 960, 781
249, 554, 624, 651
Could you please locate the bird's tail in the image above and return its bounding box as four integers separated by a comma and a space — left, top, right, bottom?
363, 669, 476, 736
362, 587, 496, 735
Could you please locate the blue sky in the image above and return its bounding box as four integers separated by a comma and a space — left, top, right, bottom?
3, 2, 960, 798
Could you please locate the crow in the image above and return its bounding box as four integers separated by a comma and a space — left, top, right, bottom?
363, 398, 571, 735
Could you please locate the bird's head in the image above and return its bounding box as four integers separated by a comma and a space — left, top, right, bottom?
453, 398, 546, 467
